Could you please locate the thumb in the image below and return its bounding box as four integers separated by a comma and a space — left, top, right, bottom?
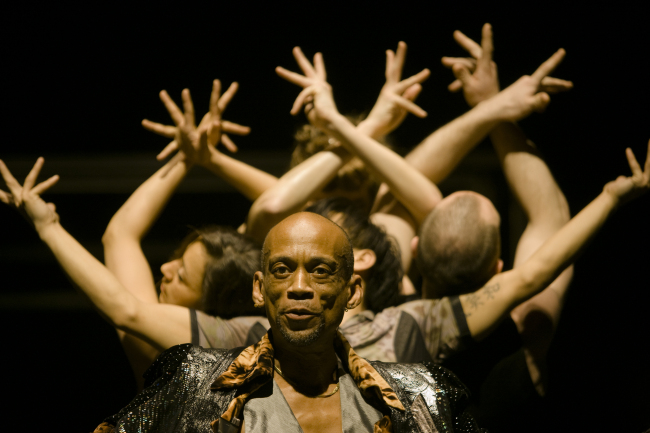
452, 63, 472, 87
533, 92, 551, 113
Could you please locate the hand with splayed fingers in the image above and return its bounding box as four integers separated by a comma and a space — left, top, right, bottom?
361, 41, 430, 138
0, 157, 60, 232
276, 47, 341, 133
141, 80, 251, 167
442, 23, 573, 108
485, 48, 569, 122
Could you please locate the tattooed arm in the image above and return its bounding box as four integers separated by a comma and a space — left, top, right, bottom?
460, 143, 650, 340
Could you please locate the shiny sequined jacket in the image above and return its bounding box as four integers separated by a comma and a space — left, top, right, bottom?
95, 333, 484, 433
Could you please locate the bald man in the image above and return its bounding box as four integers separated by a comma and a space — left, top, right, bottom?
94, 213, 482, 433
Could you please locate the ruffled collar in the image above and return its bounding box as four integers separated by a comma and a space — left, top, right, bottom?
211, 329, 404, 431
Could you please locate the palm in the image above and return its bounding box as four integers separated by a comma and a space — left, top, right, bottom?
0, 158, 60, 232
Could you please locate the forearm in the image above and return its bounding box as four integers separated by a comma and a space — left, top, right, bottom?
103, 158, 192, 244
328, 113, 442, 224
39, 221, 190, 349
355, 117, 390, 141
517, 190, 617, 300
202, 148, 278, 201
464, 159, 644, 340
41, 222, 141, 329
491, 122, 569, 230
246, 147, 350, 243
405, 101, 501, 184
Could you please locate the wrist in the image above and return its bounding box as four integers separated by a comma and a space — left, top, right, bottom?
36, 219, 63, 242
182, 158, 196, 171
601, 184, 623, 209
202, 147, 225, 170
326, 112, 349, 134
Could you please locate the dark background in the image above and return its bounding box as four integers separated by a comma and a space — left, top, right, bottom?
0, 2, 648, 431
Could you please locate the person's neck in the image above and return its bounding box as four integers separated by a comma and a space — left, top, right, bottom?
421, 278, 438, 299
273, 336, 339, 395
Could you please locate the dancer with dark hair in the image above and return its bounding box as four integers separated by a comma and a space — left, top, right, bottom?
0, 81, 270, 391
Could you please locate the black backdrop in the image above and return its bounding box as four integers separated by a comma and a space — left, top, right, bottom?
0, 2, 648, 431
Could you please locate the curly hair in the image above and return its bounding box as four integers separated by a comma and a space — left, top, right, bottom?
292, 123, 376, 194
290, 119, 395, 211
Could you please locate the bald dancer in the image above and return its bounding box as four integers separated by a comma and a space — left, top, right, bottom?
93, 213, 483, 433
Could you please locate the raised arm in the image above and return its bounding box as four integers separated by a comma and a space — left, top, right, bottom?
407, 24, 571, 185
103, 89, 200, 304
276, 47, 441, 225
143, 80, 277, 201
246, 144, 352, 244
443, 25, 574, 380
0, 158, 193, 351
459, 143, 650, 340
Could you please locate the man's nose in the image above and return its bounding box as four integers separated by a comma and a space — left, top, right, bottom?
287, 268, 314, 300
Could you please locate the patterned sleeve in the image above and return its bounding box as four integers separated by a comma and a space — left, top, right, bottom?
397, 297, 471, 362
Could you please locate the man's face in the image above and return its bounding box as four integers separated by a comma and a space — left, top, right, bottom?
254, 213, 357, 348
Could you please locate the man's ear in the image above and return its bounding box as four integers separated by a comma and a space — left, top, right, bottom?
252, 271, 265, 308
353, 249, 376, 272
410, 236, 419, 257
346, 274, 364, 310
496, 259, 504, 274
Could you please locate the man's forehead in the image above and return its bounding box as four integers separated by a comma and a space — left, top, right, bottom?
264, 213, 349, 260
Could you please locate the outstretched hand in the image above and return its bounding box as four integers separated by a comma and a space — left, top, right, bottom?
275, 47, 340, 132
442, 23, 573, 107
141, 79, 251, 159
604, 141, 650, 206
363, 41, 430, 137
487, 48, 568, 122
0, 158, 60, 232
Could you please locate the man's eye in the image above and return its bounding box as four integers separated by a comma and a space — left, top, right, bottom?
272, 266, 290, 276
313, 267, 331, 276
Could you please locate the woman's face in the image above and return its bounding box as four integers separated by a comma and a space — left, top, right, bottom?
159, 241, 208, 309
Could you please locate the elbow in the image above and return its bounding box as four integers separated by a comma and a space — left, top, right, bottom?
515, 261, 556, 303
110, 301, 140, 333
101, 226, 117, 247
102, 219, 125, 247
102, 219, 140, 248
251, 194, 292, 219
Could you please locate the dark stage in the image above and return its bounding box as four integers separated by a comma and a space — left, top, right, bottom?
0, 2, 648, 431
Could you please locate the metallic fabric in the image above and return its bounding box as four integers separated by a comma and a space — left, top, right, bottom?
371, 361, 486, 433
97, 344, 485, 433
105, 344, 241, 433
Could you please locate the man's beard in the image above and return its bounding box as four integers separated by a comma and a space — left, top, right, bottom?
276, 314, 325, 346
